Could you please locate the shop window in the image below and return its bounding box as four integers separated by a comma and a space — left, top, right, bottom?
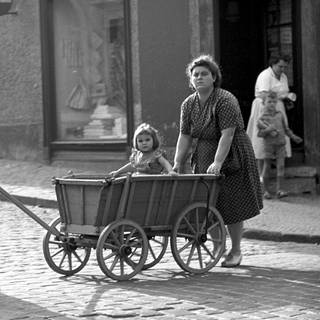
52, 0, 127, 141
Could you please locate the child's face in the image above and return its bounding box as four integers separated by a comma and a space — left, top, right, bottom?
264, 97, 277, 113
136, 133, 153, 152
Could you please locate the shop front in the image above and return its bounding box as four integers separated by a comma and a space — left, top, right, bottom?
0, 0, 320, 166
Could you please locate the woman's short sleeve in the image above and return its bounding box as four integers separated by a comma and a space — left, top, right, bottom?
179, 96, 193, 135
255, 72, 270, 93
216, 93, 241, 131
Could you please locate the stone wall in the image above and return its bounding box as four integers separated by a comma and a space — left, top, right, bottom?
301, 0, 320, 166
0, 1, 43, 161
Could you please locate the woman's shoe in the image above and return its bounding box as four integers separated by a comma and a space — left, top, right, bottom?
221, 252, 242, 268
277, 190, 288, 198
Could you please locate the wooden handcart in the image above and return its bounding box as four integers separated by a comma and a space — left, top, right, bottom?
0, 174, 226, 281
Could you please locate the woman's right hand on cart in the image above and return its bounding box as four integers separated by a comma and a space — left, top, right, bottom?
206, 162, 221, 176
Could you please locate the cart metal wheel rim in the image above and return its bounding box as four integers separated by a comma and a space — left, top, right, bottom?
141, 235, 169, 270
170, 202, 226, 274
42, 217, 91, 276
96, 219, 148, 281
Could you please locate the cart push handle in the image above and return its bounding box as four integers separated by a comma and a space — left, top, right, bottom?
198, 177, 211, 233
0, 186, 61, 237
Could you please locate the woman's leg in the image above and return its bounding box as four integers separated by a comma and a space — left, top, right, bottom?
227, 221, 243, 254
257, 159, 264, 181
276, 156, 287, 197
262, 158, 272, 196
221, 221, 243, 267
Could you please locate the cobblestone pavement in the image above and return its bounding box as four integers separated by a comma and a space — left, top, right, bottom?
1, 202, 320, 320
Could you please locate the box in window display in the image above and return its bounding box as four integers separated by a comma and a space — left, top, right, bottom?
83, 104, 126, 139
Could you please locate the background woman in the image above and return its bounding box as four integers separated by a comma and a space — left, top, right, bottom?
173, 55, 262, 268
246, 53, 296, 176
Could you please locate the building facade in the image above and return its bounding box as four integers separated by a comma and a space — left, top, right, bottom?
0, 0, 319, 167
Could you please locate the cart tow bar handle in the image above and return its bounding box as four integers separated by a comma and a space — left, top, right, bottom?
199, 177, 210, 233
0, 186, 61, 237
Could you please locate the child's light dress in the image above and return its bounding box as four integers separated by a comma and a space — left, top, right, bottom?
130, 149, 164, 174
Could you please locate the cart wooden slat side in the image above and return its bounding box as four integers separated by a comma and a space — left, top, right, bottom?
53, 174, 223, 236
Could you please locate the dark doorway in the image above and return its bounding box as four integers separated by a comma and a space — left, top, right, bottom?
218, 0, 303, 161
219, 0, 265, 127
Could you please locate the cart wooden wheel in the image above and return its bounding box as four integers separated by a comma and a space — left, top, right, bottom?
96, 219, 148, 280
170, 202, 226, 274
142, 235, 169, 270
43, 217, 91, 276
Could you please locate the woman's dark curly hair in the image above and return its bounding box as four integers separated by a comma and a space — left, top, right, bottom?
186, 54, 222, 89
268, 52, 291, 66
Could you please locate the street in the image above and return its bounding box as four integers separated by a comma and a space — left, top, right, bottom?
1, 201, 320, 320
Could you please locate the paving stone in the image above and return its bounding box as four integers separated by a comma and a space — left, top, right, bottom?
1, 159, 320, 320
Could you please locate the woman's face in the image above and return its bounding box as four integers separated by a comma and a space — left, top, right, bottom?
190, 66, 215, 92
272, 59, 288, 78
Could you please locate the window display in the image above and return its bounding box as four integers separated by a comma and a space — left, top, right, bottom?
52, 0, 127, 141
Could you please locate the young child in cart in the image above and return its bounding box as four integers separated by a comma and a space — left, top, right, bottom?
257, 91, 303, 199
110, 123, 177, 177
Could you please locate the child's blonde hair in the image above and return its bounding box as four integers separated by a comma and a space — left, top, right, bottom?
133, 123, 160, 151
262, 91, 278, 103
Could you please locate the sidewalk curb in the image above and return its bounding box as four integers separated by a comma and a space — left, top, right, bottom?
1, 195, 319, 245
243, 228, 320, 244
0, 194, 58, 209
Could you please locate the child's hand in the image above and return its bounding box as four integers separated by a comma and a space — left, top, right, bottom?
267, 124, 276, 131
168, 170, 179, 176
270, 130, 278, 137
109, 171, 118, 178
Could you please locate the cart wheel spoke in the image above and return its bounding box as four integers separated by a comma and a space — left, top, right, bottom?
176, 232, 195, 239
200, 242, 215, 258
135, 236, 169, 270
110, 255, 120, 272
149, 245, 157, 260
110, 230, 121, 247
186, 242, 196, 266
195, 208, 200, 233
125, 228, 137, 245
124, 257, 136, 269
43, 217, 91, 276
72, 250, 84, 264
196, 244, 203, 269
103, 250, 117, 261
130, 247, 141, 258
67, 252, 73, 271
58, 251, 67, 268
171, 202, 226, 274
178, 239, 194, 253
96, 219, 148, 280
183, 216, 196, 234
48, 240, 63, 246
104, 243, 119, 251
50, 247, 65, 258
120, 258, 125, 275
